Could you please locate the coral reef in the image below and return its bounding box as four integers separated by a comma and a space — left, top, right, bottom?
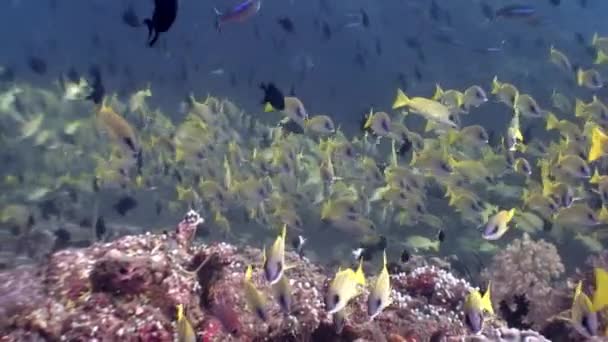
481, 233, 569, 331
0, 212, 552, 341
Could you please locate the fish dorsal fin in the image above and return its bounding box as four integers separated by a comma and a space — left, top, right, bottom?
245, 265, 253, 281
481, 281, 494, 315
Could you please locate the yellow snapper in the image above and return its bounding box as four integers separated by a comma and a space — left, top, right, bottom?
463, 282, 493, 334
491, 76, 519, 108
263, 224, 289, 285
176, 304, 196, 342
577, 68, 603, 90
305, 115, 336, 135
367, 250, 391, 320
462, 85, 488, 112
364, 110, 392, 137
404, 235, 440, 252
326, 259, 366, 314
549, 45, 573, 75
592, 268, 608, 312
550, 90, 573, 114
482, 209, 515, 240
589, 126, 608, 162
569, 281, 598, 338
243, 265, 268, 321
392, 89, 459, 128
514, 93, 543, 118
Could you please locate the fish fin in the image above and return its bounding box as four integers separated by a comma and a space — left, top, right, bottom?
392, 89, 409, 109
354, 258, 366, 286
481, 281, 494, 315
576, 68, 584, 86
593, 268, 608, 312
589, 127, 608, 162
546, 112, 559, 131
264, 102, 275, 112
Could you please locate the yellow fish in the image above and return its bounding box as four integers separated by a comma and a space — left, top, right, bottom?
482, 209, 515, 240
592, 268, 608, 312
176, 304, 196, 342
491, 76, 519, 108
392, 89, 458, 128
577, 68, 603, 90
569, 281, 598, 338
263, 224, 289, 285
463, 282, 493, 334
589, 126, 608, 162
243, 265, 268, 321
326, 259, 366, 314
367, 250, 391, 320
549, 45, 573, 75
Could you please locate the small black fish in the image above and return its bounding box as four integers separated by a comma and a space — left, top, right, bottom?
277, 16, 295, 33
398, 137, 412, 156
401, 249, 411, 263
578, 0, 588, 9
549, 0, 561, 6
113, 196, 138, 216
480, 2, 494, 20
574, 32, 586, 45
405, 36, 421, 49
143, 0, 178, 47
279, 119, 304, 135
86, 65, 105, 105
54, 228, 71, 245
122, 5, 141, 27
360, 8, 369, 28
96, 216, 106, 240
27, 56, 47, 75
375, 37, 382, 56
321, 21, 332, 41
437, 229, 445, 243
155, 200, 163, 215
260, 82, 285, 110
413, 65, 423, 81
397, 72, 408, 90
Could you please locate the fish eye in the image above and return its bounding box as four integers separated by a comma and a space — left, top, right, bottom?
548, 202, 557, 211
579, 166, 588, 175
416, 203, 424, 214
399, 192, 407, 199
529, 104, 538, 114
587, 212, 596, 221
479, 131, 488, 141
448, 114, 455, 122
324, 121, 333, 130
509, 95, 516, 105
381, 119, 389, 132
333, 294, 340, 306
475, 91, 484, 99
485, 176, 493, 183
487, 224, 498, 235
440, 161, 452, 173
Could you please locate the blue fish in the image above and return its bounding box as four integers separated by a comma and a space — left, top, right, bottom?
214, 0, 262, 32
495, 4, 536, 19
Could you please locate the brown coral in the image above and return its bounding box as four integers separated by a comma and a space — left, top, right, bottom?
481, 233, 568, 330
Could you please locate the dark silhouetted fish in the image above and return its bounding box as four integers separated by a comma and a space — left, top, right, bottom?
143, 0, 178, 46
122, 5, 141, 28
414, 65, 423, 81
113, 196, 138, 216
260, 83, 285, 110
277, 16, 295, 33
578, 0, 588, 8
360, 8, 369, 28
549, 0, 561, 6
375, 37, 382, 56
321, 21, 332, 41
495, 4, 536, 19
86, 65, 105, 105
214, 0, 261, 32
27, 56, 47, 75
95, 216, 106, 240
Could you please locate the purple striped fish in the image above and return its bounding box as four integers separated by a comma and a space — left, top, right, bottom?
214, 0, 261, 31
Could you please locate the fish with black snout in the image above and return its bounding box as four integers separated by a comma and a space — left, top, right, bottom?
143, 0, 178, 47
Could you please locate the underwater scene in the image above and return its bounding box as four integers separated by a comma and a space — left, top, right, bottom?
2, 0, 608, 341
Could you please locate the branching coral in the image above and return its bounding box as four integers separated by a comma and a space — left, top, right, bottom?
481, 233, 567, 330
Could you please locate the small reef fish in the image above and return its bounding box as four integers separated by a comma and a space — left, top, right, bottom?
214, 0, 262, 32
263, 224, 289, 285
482, 209, 515, 240
143, 0, 178, 46
463, 282, 494, 334
367, 250, 391, 320
176, 304, 196, 342
243, 265, 268, 321
326, 259, 366, 314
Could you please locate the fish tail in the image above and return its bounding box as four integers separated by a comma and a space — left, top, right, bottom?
589, 127, 608, 162
143, 18, 159, 46
481, 281, 494, 314
576, 68, 585, 86
392, 88, 410, 109
491, 75, 501, 94
574, 99, 586, 118
593, 268, 608, 311
545, 112, 559, 131
592, 32, 599, 47
595, 49, 608, 65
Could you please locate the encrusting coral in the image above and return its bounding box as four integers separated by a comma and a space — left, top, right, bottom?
481, 233, 568, 331
0, 211, 555, 341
